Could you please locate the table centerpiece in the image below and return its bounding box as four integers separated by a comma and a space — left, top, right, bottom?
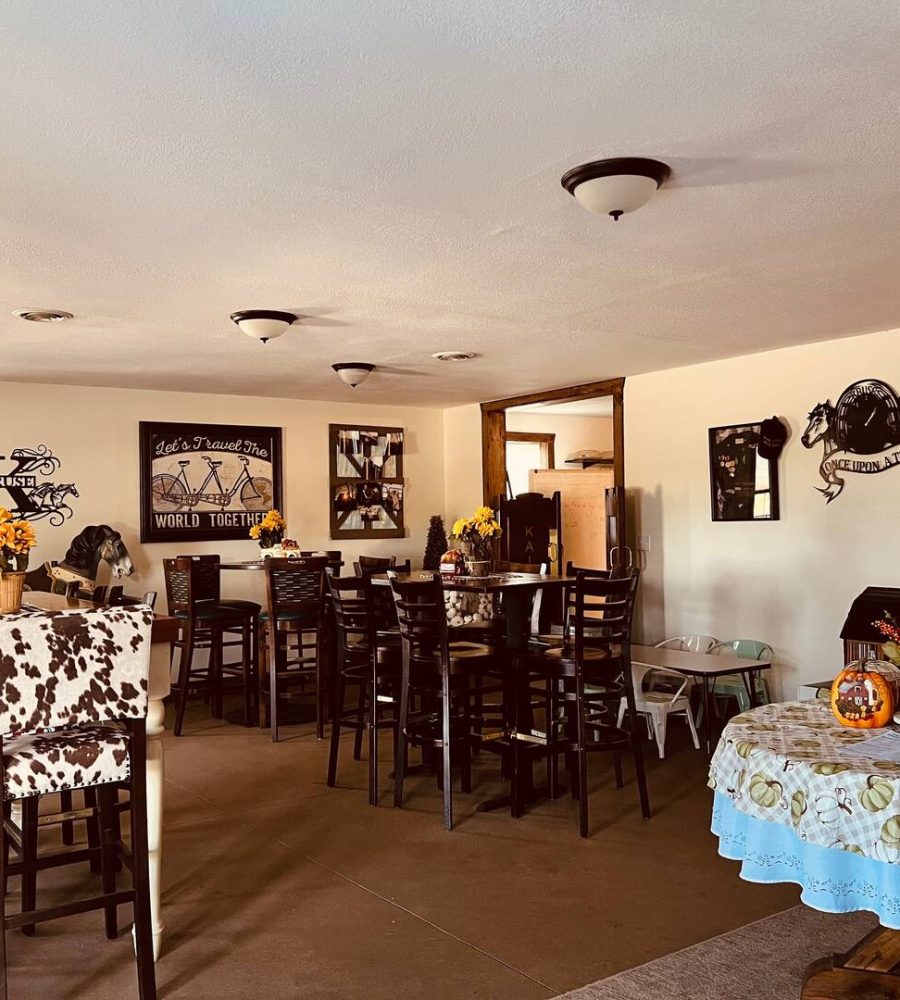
249, 509, 287, 558
0, 508, 36, 613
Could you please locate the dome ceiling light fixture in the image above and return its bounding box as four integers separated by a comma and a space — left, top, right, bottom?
560, 157, 671, 221
230, 309, 297, 343
431, 351, 477, 362
14, 308, 73, 323
332, 362, 375, 388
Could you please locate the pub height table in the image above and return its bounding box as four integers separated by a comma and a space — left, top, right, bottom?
710, 700, 900, 998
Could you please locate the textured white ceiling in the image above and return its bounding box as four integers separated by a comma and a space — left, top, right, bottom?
1, 2, 899, 407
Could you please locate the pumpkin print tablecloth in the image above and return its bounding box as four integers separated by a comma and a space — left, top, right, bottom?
709, 700, 900, 863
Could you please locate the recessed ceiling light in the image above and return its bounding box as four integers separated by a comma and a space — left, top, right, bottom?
14, 309, 73, 323
431, 351, 477, 362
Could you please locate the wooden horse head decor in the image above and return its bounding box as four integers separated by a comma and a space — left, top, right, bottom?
24, 524, 135, 594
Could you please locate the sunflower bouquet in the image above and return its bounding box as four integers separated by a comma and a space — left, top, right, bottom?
249, 509, 287, 549
452, 505, 502, 561
0, 507, 36, 574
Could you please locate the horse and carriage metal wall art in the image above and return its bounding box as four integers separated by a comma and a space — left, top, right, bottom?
0, 446, 79, 525
802, 378, 900, 503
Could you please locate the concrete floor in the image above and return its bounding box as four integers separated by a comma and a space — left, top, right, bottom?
5, 702, 798, 999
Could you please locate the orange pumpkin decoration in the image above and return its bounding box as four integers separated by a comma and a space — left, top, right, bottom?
831, 660, 900, 729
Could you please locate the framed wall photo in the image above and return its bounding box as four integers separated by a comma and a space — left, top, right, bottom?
709, 423, 780, 522
139, 421, 283, 543
329, 424, 404, 539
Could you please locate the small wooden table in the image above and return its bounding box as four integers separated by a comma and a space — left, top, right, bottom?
21, 592, 176, 961
630, 644, 773, 755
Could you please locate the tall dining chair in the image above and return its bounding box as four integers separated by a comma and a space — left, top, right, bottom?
164, 556, 257, 736
522, 568, 649, 837
326, 574, 401, 803
260, 557, 329, 741
0, 606, 157, 999
388, 572, 501, 830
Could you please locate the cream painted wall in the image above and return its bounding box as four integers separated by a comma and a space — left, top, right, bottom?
506, 411, 613, 466
0, 380, 445, 607
442, 403, 484, 522
626, 325, 900, 699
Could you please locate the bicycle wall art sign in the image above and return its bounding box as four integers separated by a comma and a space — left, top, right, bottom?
0, 445, 79, 525
139, 421, 283, 542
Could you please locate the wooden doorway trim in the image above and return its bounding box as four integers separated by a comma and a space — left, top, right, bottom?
505, 431, 556, 469
480, 377, 625, 506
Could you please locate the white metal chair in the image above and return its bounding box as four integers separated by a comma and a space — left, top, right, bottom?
617, 662, 701, 759
656, 634, 718, 654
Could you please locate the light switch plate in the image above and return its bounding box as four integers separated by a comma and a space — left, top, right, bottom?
637, 535, 650, 552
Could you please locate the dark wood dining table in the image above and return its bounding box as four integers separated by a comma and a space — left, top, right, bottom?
370, 570, 573, 649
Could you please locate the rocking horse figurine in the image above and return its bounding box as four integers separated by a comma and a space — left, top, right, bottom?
24, 524, 135, 596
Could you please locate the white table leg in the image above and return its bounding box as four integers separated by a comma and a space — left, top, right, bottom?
144, 642, 170, 961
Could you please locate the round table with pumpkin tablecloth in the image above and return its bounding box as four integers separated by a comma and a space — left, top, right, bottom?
709, 700, 900, 997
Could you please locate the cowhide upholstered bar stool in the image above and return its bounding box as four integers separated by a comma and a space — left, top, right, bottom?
0, 605, 157, 999
260, 557, 329, 741
164, 556, 257, 736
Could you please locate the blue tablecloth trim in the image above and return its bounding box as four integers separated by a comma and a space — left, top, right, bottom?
712, 791, 900, 928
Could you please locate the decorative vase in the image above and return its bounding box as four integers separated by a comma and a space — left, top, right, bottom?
0, 571, 26, 614
465, 558, 491, 578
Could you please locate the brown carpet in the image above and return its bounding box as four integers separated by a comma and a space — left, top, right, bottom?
553, 905, 876, 999
5, 701, 801, 998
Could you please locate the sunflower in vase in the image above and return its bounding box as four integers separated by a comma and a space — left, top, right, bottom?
249, 509, 287, 553
0, 508, 37, 613
452, 506, 502, 568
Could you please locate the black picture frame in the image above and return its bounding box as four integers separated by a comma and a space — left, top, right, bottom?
708, 422, 780, 522
329, 424, 404, 539
139, 421, 283, 543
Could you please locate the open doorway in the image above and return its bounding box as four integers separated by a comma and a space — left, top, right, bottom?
481, 377, 627, 572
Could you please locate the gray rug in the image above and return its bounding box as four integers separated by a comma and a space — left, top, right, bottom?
554, 906, 876, 999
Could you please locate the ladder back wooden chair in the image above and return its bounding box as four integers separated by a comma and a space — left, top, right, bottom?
524, 568, 650, 837
326, 575, 401, 804
388, 572, 501, 830
164, 556, 256, 736
261, 557, 329, 741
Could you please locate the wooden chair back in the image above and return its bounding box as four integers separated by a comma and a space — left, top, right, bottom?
263, 557, 328, 627
498, 491, 563, 576
163, 556, 219, 617
387, 571, 448, 663
571, 570, 640, 661
327, 574, 378, 654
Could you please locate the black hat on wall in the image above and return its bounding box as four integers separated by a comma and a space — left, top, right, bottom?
757, 417, 788, 460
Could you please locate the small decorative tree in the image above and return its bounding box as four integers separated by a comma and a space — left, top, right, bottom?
423, 514, 448, 570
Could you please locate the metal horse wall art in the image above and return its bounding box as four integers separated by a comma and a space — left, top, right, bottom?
24, 524, 135, 595
802, 379, 900, 502
0, 446, 79, 524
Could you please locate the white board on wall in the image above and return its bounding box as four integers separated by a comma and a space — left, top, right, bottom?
529, 467, 614, 570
